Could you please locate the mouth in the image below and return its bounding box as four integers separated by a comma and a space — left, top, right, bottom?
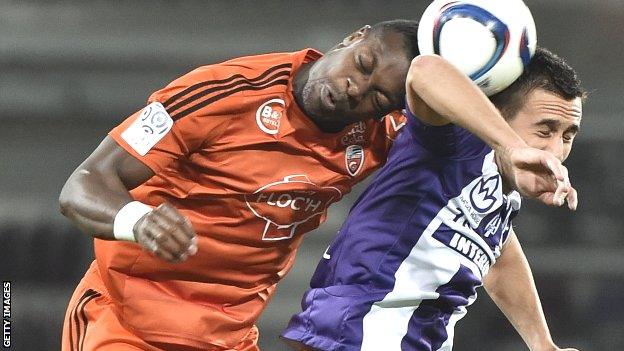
320, 83, 336, 111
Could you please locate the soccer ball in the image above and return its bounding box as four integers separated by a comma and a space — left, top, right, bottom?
417, 0, 537, 96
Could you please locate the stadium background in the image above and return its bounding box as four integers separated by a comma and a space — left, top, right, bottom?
1, 0, 622, 350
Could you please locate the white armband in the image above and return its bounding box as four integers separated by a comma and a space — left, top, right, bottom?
113, 201, 153, 241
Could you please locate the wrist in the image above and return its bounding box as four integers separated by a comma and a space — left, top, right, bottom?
113, 201, 153, 241
528, 335, 557, 351
492, 134, 527, 154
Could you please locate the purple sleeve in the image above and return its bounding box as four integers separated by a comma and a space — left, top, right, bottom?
403, 105, 489, 159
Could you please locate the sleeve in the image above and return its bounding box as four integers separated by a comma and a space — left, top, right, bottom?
108, 65, 243, 173
404, 104, 488, 159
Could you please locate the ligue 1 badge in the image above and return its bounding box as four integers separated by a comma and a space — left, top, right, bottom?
345, 145, 364, 177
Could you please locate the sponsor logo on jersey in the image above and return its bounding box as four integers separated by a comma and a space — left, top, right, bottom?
454, 173, 503, 228
121, 102, 173, 156
255, 98, 284, 135
245, 175, 342, 241
447, 232, 491, 276
432, 228, 493, 277
345, 145, 364, 177
469, 175, 501, 213
341, 121, 367, 146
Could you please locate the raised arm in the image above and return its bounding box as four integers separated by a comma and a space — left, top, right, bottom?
59, 136, 197, 262
483, 230, 578, 351
405, 55, 576, 209
406, 55, 526, 149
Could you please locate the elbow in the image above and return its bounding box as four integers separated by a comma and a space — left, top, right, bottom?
58, 169, 89, 218
58, 182, 74, 218
406, 55, 449, 91
410, 54, 445, 70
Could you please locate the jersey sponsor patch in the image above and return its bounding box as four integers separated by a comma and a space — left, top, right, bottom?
453, 174, 503, 229
121, 102, 173, 156
340, 121, 367, 146
244, 175, 342, 241
255, 98, 284, 135
434, 231, 492, 276
469, 175, 501, 213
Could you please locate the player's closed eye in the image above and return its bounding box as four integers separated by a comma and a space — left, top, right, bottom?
537, 130, 552, 138
356, 53, 373, 74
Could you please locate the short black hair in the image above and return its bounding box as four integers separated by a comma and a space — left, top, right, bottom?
371, 19, 420, 60
490, 46, 586, 120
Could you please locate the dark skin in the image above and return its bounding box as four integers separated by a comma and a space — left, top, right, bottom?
294, 26, 411, 132
58, 25, 412, 262
59, 138, 197, 262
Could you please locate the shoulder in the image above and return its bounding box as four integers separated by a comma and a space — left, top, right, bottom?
161, 51, 301, 92
219, 51, 302, 70
402, 105, 489, 160
148, 51, 314, 119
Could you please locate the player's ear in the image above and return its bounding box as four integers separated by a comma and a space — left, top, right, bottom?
337, 25, 371, 49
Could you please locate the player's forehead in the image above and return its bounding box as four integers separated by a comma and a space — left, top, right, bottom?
522, 88, 583, 127
369, 30, 411, 66
365, 31, 412, 98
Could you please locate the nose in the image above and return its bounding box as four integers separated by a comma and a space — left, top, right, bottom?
544, 138, 565, 161
346, 76, 368, 107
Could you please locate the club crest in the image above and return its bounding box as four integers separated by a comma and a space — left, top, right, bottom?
345, 145, 364, 177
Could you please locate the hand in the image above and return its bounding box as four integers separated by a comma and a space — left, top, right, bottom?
495, 146, 578, 210
133, 203, 198, 262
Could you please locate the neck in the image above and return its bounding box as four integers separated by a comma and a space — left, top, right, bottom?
293, 62, 347, 133
501, 180, 513, 194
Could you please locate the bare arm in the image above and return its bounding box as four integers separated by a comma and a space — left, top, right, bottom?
59, 136, 154, 239
483, 230, 578, 351
406, 55, 527, 150
405, 55, 576, 209
59, 136, 196, 262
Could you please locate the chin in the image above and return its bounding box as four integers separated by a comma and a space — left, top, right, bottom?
300, 82, 320, 112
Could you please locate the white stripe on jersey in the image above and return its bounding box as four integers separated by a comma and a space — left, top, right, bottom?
360, 151, 516, 350
360, 213, 471, 350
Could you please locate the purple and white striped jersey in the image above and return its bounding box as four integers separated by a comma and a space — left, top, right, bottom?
282, 108, 521, 351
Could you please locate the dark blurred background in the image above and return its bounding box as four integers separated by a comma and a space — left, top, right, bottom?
1, 1, 623, 350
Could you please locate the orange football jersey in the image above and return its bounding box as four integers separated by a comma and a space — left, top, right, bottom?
96, 49, 406, 349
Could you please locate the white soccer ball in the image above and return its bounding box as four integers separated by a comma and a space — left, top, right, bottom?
417, 0, 537, 96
